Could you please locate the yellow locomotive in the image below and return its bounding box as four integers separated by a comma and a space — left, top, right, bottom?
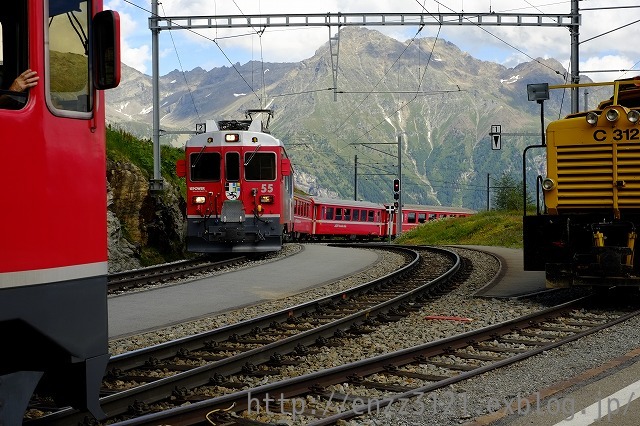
524, 77, 640, 287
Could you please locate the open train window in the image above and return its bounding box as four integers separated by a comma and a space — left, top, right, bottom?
244, 152, 276, 180
418, 213, 427, 223
190, 152, 220, 181
0, 1, 29, 110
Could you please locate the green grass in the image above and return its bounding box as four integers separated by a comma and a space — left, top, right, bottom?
394, 210, 523, 248
106, 126, 186, 196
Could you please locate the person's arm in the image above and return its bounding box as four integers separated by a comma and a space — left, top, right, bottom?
9, 69, 39, 92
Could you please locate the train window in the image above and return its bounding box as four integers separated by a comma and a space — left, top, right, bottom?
0, 2, 29, 110
335, 208, 343, 220
368, 210, 375, 222
418, 213, 427, 223
352, 209, 359, 221
344, 208, 351, 221
226, 152, 240, 181
47, 0, 92, 115
190, 152, 220, 181
429, 213, 437, 220
325, 207, 333, 220
360, 210, 367, 221
244, 152, 276, 180
407, 212, 416, 223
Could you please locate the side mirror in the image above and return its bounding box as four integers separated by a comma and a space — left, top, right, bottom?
92, 11, 121, 90
176, 159, 186, 178
281, 158, 292, 176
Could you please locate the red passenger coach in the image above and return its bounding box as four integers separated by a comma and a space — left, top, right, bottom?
177, 110, 294, 253
293, 195, 387, 240
394, 204, 476, 232
0, 0, 120, 423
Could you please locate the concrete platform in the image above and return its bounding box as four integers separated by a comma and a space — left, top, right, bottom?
471, 348, 640, 426
107, 244, 380, 338
458, 245, 547, 298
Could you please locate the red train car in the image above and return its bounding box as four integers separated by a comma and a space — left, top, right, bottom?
176, 109, 294, 253
293, 195, 475, 240
0, 1, 120, 422
391, 204, 476, 233
293, 195, 387, 240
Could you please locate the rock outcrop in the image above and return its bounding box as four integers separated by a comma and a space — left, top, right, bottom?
107, 158, 186, 272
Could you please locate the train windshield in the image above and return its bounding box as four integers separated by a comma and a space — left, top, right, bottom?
190, 152, 220, 181
226, 152, 240, 181
47, 0, 91, 114
244, 152, 276, 180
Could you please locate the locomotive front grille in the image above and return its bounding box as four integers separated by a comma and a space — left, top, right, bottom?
554, 143, 640, 210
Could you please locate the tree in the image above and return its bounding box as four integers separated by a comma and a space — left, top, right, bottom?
493, 172, 533, 212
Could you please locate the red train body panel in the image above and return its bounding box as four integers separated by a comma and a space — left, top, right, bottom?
293, 195, 474, 240
177, 110, 294, 253
0, 1, 120, 422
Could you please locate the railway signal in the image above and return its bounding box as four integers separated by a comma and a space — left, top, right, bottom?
393, 178, 400, 199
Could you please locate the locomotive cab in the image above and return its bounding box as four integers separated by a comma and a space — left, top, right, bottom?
178, 109, 294, 253
0, 0, 120, 422
524, 78, 640, 287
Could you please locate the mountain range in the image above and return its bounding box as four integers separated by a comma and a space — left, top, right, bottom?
105, 26, 607, 210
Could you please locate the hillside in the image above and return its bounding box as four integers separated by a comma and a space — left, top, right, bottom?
105, 26, 613, 213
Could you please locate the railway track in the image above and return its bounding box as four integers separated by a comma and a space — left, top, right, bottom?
109, 295, 640, 425
107, 255, 249, 294
28, 245, 463, 425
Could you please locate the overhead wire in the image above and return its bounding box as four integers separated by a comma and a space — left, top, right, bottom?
428, 0, 566, 78
158, 2, 202, 123
121, 0, 261, 103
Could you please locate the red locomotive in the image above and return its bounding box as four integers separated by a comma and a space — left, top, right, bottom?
177, 109, 294, 253
293, 195, 474, 240
0, 0, 120, 422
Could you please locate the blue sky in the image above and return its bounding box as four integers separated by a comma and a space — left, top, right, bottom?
105, 0, 640, 82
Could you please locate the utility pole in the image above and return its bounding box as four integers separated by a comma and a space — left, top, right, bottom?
354, 155, 358, 200
396, 133, 402, 235
150, 0, 163, 192
487, 173, 490, 211
570, 0, 580, 113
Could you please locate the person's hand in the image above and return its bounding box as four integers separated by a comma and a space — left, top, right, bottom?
9, 69, 39, 92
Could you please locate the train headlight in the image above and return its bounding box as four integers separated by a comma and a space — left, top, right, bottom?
225, 134, 240, 142
260, 195, 274, 203
605, 109, 620, 123
542, 178, 556, 191
586, 112, 599, 126
192, 196, 206, 204
628, 110, 640, 124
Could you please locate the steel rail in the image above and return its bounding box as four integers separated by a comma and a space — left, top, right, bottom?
112, 295, 640, 425
107, 255, 247, 292
31, 245, 461, 425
